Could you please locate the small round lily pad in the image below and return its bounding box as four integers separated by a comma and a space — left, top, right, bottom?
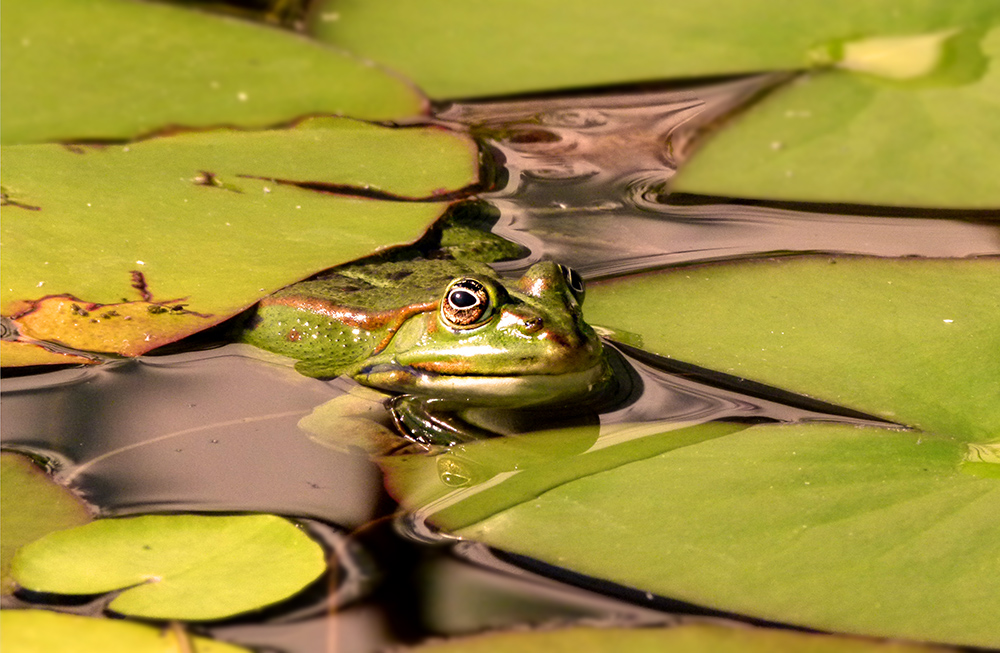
11, 514, 326, 620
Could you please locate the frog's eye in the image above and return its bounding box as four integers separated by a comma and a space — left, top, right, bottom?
442, 278, 491, 329
557, 264, 586, 305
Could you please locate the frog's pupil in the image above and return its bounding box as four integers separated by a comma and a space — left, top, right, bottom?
450, 289, 479, 309
442, 278, 490, 328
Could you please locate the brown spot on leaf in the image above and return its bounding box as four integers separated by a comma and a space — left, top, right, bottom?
131, 270, 154, 302
6, 273, 215, 358
9, 295, 216, 357
1, 191, 41, 211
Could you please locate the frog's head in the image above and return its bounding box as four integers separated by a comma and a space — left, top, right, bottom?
357, 261, 607, 407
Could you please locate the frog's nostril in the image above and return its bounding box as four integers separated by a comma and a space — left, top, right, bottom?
522, 317, 543, 333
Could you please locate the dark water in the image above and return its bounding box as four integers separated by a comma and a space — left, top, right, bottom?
2, 78, 995, 652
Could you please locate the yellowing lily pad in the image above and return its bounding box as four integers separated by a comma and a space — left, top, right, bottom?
1, 120, 479, 360
1, 0, 425, 144
11, 514, 326, 620
0, 452, 92, 595
9, 295, 216, 358
585, 256, 1000, 442
0, 340, 96, 367
0, 610, 250, 653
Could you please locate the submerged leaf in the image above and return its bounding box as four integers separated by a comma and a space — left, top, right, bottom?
0, 452, 92, 594
11, 514, 326, 620
0, 610, 250, 653
1, 0, 425, 144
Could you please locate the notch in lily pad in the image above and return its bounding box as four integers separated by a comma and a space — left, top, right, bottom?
11, 514, 326, 621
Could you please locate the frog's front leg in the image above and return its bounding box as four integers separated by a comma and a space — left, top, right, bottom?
387, 395, 495, 447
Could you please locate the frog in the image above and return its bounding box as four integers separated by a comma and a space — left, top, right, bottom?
239, 203, 609, 445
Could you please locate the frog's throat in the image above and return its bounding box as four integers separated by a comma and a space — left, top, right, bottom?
354, 360, 609, 408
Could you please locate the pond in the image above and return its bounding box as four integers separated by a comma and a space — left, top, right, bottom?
3, 2, 999, 652
4, 77, 998, 652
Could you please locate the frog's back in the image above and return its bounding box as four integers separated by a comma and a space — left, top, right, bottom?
240, 258, 494, 377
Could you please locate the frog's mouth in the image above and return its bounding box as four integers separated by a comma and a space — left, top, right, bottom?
356, 358, 610, 408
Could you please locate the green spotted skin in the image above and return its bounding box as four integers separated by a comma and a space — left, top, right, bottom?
239, 220, 605, 406
241, 258, 493, 377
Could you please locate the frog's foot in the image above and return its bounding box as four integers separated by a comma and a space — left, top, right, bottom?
388, 395, 495, 447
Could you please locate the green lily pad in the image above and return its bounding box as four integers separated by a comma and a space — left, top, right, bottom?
0, 610, 250, 653
10, 514, 326, 620
1, 0, 425, 145
1, 120, 478, 359
404, 622, 949, 653
670, 30, 1000, 208
584, 256, 1000, 442
0, 452, 92, 595
401, 423, 999, 647
312, 0, 996, 98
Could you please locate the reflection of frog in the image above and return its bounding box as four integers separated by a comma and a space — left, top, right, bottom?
240, 203, 608, 445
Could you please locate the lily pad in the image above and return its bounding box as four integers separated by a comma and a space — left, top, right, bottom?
670, 34, 1000, 208
400, 423, 999, 647
1, 0, 425, 145
1, 120, 479, 360
315, 1, 1000, 209
312, 0, 997, 98
0, 610, 250, 653
403, 622, 949, 653
0, 452, 92, 594
584, 256, 1000, 441
10, 514, 326, 620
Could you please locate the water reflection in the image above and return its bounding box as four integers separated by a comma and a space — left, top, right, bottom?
1, 346, 382, 527
444, 78, 1000, 279
382, 340, 895, 544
